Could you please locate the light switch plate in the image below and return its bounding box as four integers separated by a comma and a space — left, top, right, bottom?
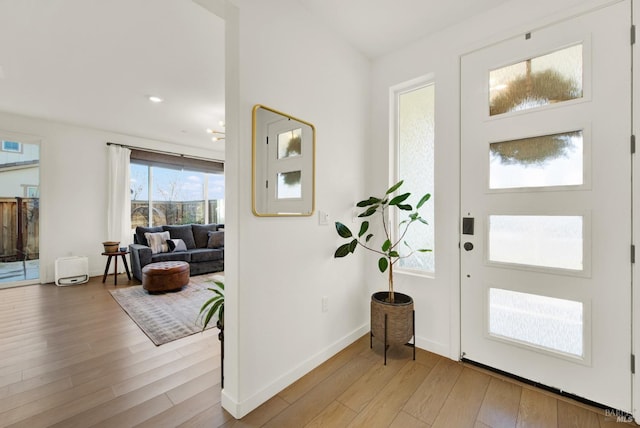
319, 210, 329, 225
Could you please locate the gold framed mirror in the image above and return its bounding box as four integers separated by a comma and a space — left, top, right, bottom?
252, 104, 315, 217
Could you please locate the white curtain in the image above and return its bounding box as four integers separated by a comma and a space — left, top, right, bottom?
107, 144, 132, 246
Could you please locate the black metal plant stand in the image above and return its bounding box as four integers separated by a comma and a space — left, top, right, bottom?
370, 310, 415, 365
217, 320, 224, 388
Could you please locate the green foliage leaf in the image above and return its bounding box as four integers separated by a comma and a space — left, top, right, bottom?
358, 206, 377, 217
358, 221, 369, 237
397, 204, 412, 211
378, 257, 389, 272
416, 193, 431, 209
199, 281, 225, 332
348, 239, 358, 253
382, 239, 391, 251
334, 243, 352, 258
389, 192, 410, 206
389, 251, 399, 258
365, 234, 373, 242
386, 180, 404, 194
335, 222, 352, 238
418, 218, 429, 225
356, 197, 381, 207
417, 248, 433, 252
202, 300, 223, 330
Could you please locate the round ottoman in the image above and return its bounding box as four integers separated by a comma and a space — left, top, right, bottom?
142, 261, 190, 293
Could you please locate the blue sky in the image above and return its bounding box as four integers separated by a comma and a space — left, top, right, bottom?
130, 163, 224, 201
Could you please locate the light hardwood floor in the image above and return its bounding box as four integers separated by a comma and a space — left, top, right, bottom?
0, 274, 635, 427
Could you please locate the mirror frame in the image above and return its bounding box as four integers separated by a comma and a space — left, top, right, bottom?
251, 104, 316, 217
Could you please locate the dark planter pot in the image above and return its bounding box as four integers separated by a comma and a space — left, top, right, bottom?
370, 291, 414, 347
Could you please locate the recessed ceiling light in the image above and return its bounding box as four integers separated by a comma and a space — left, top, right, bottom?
148, 96, 163, 103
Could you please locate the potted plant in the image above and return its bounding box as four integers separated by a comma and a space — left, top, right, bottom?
199, 278, 224, 386
334, 180, 431, 362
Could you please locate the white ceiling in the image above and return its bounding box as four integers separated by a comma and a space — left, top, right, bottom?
0, 0, 225, 150
0, 0, 510, 151
298, 0, 512, 59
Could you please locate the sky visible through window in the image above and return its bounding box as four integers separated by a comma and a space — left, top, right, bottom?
130, 163, 224, 202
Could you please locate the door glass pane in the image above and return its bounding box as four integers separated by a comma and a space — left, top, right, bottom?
277, 128, 302, 159
489, 44, 583, 116
490, 131, 583, 189
489, 215, 583, 270
0, 140, 39, 285
489, 288, 583, 357
277, 171, 302, 199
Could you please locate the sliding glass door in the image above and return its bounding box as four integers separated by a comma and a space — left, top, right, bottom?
0, 137, 40, 287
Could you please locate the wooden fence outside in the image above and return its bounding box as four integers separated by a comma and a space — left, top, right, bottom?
0, 197, 39, 262
131, 200, 222, 229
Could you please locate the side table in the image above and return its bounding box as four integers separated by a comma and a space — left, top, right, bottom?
101, 251, 131, 285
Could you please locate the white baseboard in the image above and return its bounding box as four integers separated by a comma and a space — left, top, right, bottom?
221, 324, 369, 419
415, 335, 450, 359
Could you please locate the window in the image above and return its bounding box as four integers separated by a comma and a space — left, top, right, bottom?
489, 44, 583, 116
24, 185, 39, 198
489, 288, 584, 358
490, 130, 584, 189
2, 140, 22, 153
129, 150, 224, 229
0, 139, 39, 285
488, 215, 583, 271
393, 79, 435, 273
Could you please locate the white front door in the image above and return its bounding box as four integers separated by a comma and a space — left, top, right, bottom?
460, 1, 632, 411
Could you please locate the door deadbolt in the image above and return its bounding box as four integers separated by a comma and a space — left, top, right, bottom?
463, 242, 474, 251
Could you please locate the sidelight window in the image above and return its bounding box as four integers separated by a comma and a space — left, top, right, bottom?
393, 79, 435, 273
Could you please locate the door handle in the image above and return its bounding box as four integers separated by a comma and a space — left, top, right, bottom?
463, 242, 474, 251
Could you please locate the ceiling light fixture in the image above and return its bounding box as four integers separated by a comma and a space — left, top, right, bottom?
148, 95, 163, 103
207, 122, 225, 142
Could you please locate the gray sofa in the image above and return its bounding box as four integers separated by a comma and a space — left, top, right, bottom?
129, 223, 224, 281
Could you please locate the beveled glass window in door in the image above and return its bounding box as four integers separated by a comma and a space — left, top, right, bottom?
490, 130, 583, 189
489, 44, 583, 116
277, 128, 302, 159
489, 288, 584, 358
277, 170, 302, 199
489, 215, 583, 271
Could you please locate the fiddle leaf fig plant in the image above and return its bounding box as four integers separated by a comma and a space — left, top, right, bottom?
334, 180, 431, 303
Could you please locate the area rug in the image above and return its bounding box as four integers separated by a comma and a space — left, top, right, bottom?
109, 274, 223, 346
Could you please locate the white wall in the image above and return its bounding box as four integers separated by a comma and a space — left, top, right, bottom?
0, 110, 224, 283
369, 0, 619, 361
221, 0, 371, 418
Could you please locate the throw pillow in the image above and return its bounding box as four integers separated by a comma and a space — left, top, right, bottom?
135, 226, 163, 246
192, 224, 219, 248
162, 225, 197, 249
167, 238, 187, 252
207, 230, 224, 248
145, 231, 170, 254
